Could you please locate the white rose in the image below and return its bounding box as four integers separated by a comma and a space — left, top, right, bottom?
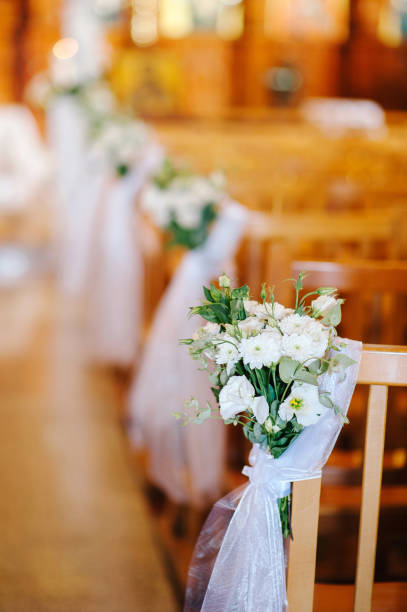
237, 317, 264, 337
219, 375, 255, 420
251, 395, 269, 424
215, 334, 240, 374
239, 331, 282, 369
312, 295, 337, 316
278, 382, 327, 426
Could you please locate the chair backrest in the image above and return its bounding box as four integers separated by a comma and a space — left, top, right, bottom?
239, 210, 407, 305
291, 260, 407, 345
286, 344, 407, 612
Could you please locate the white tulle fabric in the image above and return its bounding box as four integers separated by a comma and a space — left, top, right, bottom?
128, 201, 249, 506
0, 105, 50, 213
87, 142, 165, 365
46, 96, 89, 206
185, 338, 362, 611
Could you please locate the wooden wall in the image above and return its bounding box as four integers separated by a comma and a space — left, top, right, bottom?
2, 0, 407, 112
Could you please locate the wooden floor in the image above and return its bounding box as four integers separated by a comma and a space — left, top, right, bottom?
0, 276, 177, 612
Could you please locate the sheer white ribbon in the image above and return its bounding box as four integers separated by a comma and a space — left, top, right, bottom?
46, 95, 89, 206
86, 142, 165, 365
185, 338, 362, 611
128, 200, 249, 506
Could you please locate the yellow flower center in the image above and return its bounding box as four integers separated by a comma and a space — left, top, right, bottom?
290, 397, 303, 410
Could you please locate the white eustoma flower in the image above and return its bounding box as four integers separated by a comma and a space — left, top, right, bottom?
312, 295, 337, 316
215, 334, 240, 373
244, 300, 259, 316
219, 375, 255, 420
192, 321, 219, 340
237, 317, 264, 337
278, 382, 327, 426
251, 395, 269, 424
239, 331, 282, 369
203, 322, 220, 336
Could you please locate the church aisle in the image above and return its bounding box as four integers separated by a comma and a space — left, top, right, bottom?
0, 278, 177, 612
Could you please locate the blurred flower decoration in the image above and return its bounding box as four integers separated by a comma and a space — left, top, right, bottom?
141, 159, 225, 249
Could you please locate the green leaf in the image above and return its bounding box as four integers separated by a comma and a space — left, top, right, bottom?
209, 284, 224, 303
230, 298, 246, 321
329, 352, 357, 373
219, 368, 229, 386
270, 399, 279, 420
194, 403, 212, 424
203, 286, 214, 302
279, 357, 300, 383
293, 367, 318, 386
253, 423, 267, 444
319, 392, 334, 408
322, 302, 342, 327
190, 303, 230, 324
308, 359, 321, 373
231, 285, 250, 299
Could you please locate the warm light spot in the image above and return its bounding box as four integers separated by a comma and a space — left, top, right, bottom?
159, 0, 193, 39
131, 0, 159, 46
392, 448, 406, 468
52, 38, 79, 60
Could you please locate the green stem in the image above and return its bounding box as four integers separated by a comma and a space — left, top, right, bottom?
271, 366, 279, 401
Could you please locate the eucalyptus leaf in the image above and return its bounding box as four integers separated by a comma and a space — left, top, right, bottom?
293, 367, 318, 386
279, 357, 300, 383
322, 302, 342, 326
270, 399, 279, 420
220, 369, 229, 386
308, 359, 321, 373
329, 352, 357, 373
319, 392, 334, 408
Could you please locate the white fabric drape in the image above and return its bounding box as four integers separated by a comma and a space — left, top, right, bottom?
86, 142, 164, 365
184, 338, 362, 611
128, 201, 249, 506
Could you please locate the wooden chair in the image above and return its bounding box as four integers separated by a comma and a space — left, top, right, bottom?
239, 208, 407, 305
291, 259, 407, 345
287, 345, 407, 611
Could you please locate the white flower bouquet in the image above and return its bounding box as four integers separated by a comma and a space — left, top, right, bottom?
91, 116, 151, 177
180, 272, 356, 537
141, 159, 225, 250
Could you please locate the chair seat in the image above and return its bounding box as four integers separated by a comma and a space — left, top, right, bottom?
314, 582, 407, 611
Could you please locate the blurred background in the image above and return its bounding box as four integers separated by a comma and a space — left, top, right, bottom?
0, 1, 406, 611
